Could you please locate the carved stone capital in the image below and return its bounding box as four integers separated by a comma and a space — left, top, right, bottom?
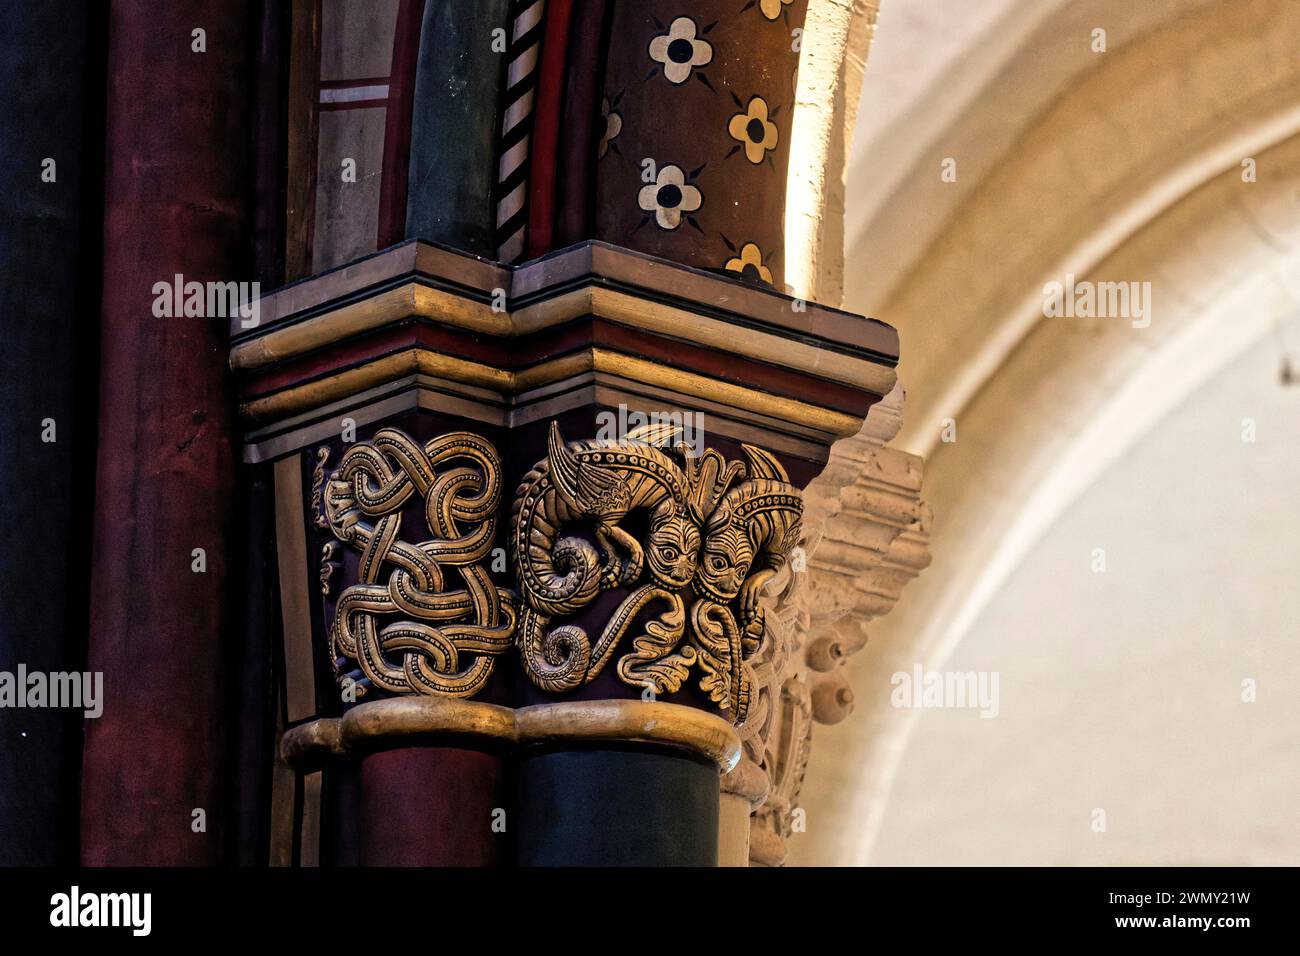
232, 239, 903, 864
315, 419, 804, 730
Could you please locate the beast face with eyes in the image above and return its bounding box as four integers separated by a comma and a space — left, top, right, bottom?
645, 501, 703, 588
694, 514, 754, 602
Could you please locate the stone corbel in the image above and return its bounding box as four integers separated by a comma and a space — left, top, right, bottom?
735, 384, 932, 866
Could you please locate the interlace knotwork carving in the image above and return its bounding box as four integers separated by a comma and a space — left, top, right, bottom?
323, 429, 516, 698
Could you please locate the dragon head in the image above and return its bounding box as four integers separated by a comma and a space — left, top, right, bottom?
694, 504, 756, 602
646, 499, 703, 588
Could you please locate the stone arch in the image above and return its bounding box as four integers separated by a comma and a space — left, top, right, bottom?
793, 0, 1300, 864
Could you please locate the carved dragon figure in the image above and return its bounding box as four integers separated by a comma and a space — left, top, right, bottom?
683, 445, 803, 720
510, 422, 802, 723
511, 421, 702, 691
315, 420, 805, 725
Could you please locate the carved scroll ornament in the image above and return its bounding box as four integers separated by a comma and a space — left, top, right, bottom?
320, 423, 802, 725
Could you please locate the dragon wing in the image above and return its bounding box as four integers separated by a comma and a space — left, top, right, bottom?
624, 421, 682, 447
548, 420, 623, 514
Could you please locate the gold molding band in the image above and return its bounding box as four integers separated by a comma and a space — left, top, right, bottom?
231, 281, 895, 400
281, 698, 742, 772
281, 698, 516, 766
514, 701, 740, 771
515, 286, 895, 395
231, 284, 510, 371
568, 351, 868, 438
240, 349, 513, 422
343, 697, 517, 750
241, 347, 864, 438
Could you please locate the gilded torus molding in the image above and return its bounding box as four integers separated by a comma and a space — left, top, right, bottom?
320, 420, 802, 728
281, 698, 742, 773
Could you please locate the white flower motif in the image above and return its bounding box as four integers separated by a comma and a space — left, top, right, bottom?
648, 17, 713, 85
638, 164, 703, 230
599, 97, 623, 159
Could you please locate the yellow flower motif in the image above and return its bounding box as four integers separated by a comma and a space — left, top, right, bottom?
728, 96, 779, 164
724, 243, 773, 285
759, 0, 796, 21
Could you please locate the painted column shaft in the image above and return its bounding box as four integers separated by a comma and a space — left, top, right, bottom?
357, 747, 508, 866
516, 747, 720, 866
80, 0, 254, 865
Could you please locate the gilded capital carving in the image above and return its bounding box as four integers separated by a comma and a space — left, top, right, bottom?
513, 422, 802, 723
318, 421, 803, 727
322, 429, 517, 699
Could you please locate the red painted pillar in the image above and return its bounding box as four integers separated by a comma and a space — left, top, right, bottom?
80, 1, 254, 865
358, 749, 507, 866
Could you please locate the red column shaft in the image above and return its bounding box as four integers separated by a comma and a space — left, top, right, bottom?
359, 749, 507, 866
80, 1, 253, 865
